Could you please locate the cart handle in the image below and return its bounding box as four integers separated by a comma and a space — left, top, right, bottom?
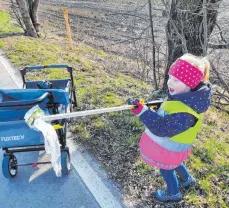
21, 64, 72, 75
24, 64, 69, 71
0, 92, 51, 107
20, 64, 75, 89
20, 64, 72, 78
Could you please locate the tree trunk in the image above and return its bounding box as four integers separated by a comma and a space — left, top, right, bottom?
16, 0, 38, 37
28, 0, 40, 32
148, 0, 158, 90
162, 0, 221, 90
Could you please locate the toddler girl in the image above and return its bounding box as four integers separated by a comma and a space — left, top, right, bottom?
129, 53, 211, 202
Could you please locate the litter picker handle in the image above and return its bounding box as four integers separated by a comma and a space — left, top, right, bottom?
130, 99, 163, 109
145, 100, 163, 107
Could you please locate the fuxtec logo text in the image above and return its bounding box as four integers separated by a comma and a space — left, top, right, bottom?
1, 135, 24, 142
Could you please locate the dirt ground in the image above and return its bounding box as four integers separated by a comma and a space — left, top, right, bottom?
39, 0, 166, 56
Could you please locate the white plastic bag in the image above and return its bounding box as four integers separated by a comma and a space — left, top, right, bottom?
24, 105, 62, 177
34, 119, 62, 177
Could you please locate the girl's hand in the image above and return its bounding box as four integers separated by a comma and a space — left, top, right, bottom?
127, 98, 144, 115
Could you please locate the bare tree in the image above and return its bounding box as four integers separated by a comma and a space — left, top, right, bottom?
148, 0, 158, 90
105, 1, 167, 89
11, 0, 40, 37
162, 0, 222, 90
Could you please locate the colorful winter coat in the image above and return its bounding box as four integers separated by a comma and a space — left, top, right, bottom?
138, 82, 211, 170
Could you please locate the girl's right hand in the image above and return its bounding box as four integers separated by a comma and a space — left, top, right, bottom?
127, 98, 144, 115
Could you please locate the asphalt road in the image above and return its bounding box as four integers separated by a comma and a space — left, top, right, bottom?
0, 150, 100, 208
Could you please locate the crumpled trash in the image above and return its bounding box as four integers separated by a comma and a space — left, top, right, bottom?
24, 105, 62, 177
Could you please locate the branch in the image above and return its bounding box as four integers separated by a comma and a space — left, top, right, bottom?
203, 0, 208, 55
10, 0, 26, 31
215, 22, 227, 44
31, 0, 40, 32
211, 103, 229, 114
148, 0, 158, 90
214, 91, 229, 103
210, 61, 229, 94
208, 42, 229, 49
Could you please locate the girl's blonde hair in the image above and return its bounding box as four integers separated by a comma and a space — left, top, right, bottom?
179, 53, 210, 81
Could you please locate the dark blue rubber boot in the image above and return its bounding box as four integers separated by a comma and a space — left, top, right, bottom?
154, 189, 183, 202
175, 163, 196, 190
154, 169, 183, 202
180, 176, 196, 189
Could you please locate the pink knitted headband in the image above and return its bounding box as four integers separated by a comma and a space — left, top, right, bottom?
168, 59, 204, 89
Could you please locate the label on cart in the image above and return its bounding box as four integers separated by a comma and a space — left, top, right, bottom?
1, 135, 24, 142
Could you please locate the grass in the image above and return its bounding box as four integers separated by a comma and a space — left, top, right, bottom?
0, 11, 23, 36
0, 39, 4, 48
1, 10, 229, 208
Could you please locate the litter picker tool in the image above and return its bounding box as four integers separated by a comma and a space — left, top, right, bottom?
24, 99, 163, 126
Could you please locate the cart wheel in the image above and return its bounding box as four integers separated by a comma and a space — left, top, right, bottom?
2, 154, 18, 178
61, 149, 71, 175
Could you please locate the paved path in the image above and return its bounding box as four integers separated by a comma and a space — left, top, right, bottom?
0, 50, 124, 208
0, 60, 18, 88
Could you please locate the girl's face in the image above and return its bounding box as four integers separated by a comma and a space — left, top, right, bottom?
167, 75, 191, 95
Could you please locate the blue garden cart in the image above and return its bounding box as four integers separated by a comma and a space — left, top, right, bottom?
0, 64, 77, 178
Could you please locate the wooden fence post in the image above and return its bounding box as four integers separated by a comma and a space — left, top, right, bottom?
62, 8, 73, 49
